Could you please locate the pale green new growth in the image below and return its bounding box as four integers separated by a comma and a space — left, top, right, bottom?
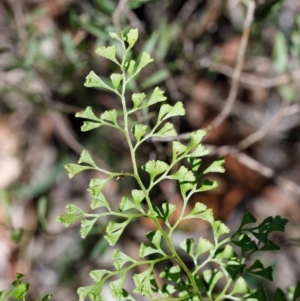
57, 28, 290, 301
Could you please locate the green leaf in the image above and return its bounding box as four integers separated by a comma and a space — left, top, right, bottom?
196, 238, 214, 258
293, 282, 300, 301
90, 178, 109, 189
84, 71, 110, 89
133, 269, 153, 297
189, 130, 207, 148
119, 289, 136, 301
154, 122, 177, 137
215, 245, 234, 260
161, 283, 176, 296
56, 204, 84, 226
246, 260, 273, 281
5, 283, 29, 301
76, 106, 100, 121
105, 220, 129, 246
244, 286, 267, 301
78, 150, 97, 167
110, 73, 122, 89
139, 243, 164, 257
64, 164, 93, 178
160, 266, 181, 283
95, 45, 119, 64
232, 234, 257, 256
146, 230, 162, 250
274, 288, 287, 301
109, 278, 124, 300
238, 211, 257, 229
188, 144, 210, 157
136, 52, 154, 73
91, 191, 111, 210
41, 294, 52, 301
158, 101, 185, 121
14, 273, 25, 284
252, 231, 268, 244
125, 60, 136, 77
259, 215, 288, 233
67, 204, 84, 216
203, 157, 225, 174
132, 124, 148, 142
180, 238, 195, 258
142, 160, 169, 180
57, 213, 81, 227
211, 220, 230, 238
162, 202, 177, 218
196, 180, 218, 192
230, 277, 249, 295
119, 195, 142, 212
109, 32, 122, 42
100, 109, 118, 125
194, 274, 206, 291
146, 87, 167, 106
131, 92, 146, 108
179, 182, 195, 197
167, 165, 195, 182
203, 269, 223, 291
225, 263, 246, 281
185, 202, 214, 223
81, 121, 102, 132
89, 269, 110, 282
188, 157, 202, 173
113, 249, 136, 270
80, 219, 97, 238
77, 284, 99, 301
125, 28, 138, 49
172, 141, 187, 159
131, 190, 145, 204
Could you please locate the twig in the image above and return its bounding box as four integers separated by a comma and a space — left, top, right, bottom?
113, 0, 129, 33
207, 144, 275, 178
151, 104, 300, 178
209, 0, 255, 131
185, 0, 224, 39
238, 103, 300, 150
124, 6, 146, 34
177, 0, 199, 23
204, 61, 299, 88
151, 103, 299, 179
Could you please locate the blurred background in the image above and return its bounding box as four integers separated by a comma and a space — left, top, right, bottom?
0, 0, 300, 300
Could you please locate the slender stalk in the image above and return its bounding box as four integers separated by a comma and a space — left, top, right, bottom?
116, 47, 203, 300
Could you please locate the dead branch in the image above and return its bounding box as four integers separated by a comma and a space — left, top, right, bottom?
209, 0, 256, 131
238, 103, 300, 150
205, 61, 300, 88
185, 0, 224, 39
113, 0, 129, 33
